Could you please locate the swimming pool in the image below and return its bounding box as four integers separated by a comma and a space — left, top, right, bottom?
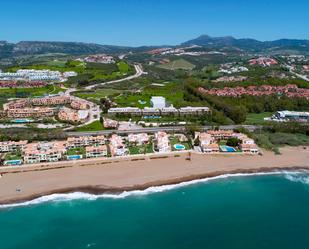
67, 155, 83, 160
11, 119, 34, 123
174, 144, 186, 150
220, 145, 236, 152
143, 116, 161, 119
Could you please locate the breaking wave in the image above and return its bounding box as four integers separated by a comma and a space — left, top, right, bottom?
283, 171, 309, 185
0, 171, 290, 209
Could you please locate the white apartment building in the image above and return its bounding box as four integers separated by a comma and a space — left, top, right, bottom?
86, 145, 108, 158
66, 136, 106, 148
0, 140, 28, 152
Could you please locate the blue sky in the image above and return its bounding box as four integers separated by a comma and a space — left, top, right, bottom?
1, 0, 308, 46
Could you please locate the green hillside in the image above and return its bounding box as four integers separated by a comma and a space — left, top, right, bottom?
157, 59, 195, 70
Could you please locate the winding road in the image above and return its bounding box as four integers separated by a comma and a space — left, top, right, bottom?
85, 64, 144, 90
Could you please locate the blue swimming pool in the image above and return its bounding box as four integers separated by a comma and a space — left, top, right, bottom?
143, 116, 161, 119
11, 119, 34, 123
220, 145, 236, 152
174, 144, 186, 150
67, 155, 83, 160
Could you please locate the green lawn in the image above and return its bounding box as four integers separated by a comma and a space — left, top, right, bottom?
115, 82, 185, 108
66, 147, 86, 156
74, 89, 123, 102
4, 152, 22, 161
128, 142, 154, 155
157, 59, 195, 71
117, 61, 130, 74
72, 120, 104, 132
169, 136, 191, 151
244, 112, 273, 125
7, 60, 134, 87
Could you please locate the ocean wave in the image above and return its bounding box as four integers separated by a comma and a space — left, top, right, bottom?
283, 171, 309, 185
0, 171, 288, 209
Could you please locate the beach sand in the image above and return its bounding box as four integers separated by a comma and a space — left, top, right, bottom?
0, 146, 308, 204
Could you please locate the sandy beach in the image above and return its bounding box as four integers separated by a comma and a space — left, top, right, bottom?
0, 146, 308, 205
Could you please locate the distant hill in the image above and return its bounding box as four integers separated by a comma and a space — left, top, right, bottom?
0, 41, 133, 59
182, 35, 309, 52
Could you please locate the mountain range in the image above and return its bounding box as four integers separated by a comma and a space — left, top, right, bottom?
1, 35, 309, 59
182, 35, 309, 52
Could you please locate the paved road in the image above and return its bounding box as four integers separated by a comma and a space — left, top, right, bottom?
85, 64, 144, 90
66, 125, 261, 137
284, 64, 309, 82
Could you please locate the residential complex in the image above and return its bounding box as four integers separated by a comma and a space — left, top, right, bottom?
249, 57, 278, 67
198, 84, 309, 99
0, 128, 261, 166
82, 54, 115, 64
0, 81, 47, 88
23, 141, 67, 164
0, 69, 77, 82
196, 130, 259, 154
108, 106, 210, 116
2, 93, 95, 123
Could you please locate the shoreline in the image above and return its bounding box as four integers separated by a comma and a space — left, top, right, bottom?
0, 146, 308, 205
0, 166, 308, 207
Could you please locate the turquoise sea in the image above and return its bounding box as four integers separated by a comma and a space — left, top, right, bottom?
1, 172, 309, 249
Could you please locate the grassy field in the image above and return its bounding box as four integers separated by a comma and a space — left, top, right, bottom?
7, 60, 133, 87
157, 59, 195, 71
72, 120, 104, 132
244, 112, 273, 124
115, 82, 185, 108
73, 89, 123, 103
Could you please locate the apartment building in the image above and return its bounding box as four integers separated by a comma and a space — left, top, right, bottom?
103, 118, 118, 128
108, 106, 210, 116
58, 107, 89, 123
66, 135, 106, 148
71, 99, 90, 110
86, 145, 108, 158
207, 130, 234, 140
108, 107, 142, 115
179, 106, 210, 115
127, 133, 149, 145
23, 141, 67, 164
31, 96, 71, 106
154, 131, 170, 153
0, 140, 28, 152
109, 134, 127, 156
7, 107, 55, 118
197, 133, 219, 153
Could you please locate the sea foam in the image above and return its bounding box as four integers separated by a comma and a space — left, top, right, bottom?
283, 171, 309, 185
0, 171, 294, 209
